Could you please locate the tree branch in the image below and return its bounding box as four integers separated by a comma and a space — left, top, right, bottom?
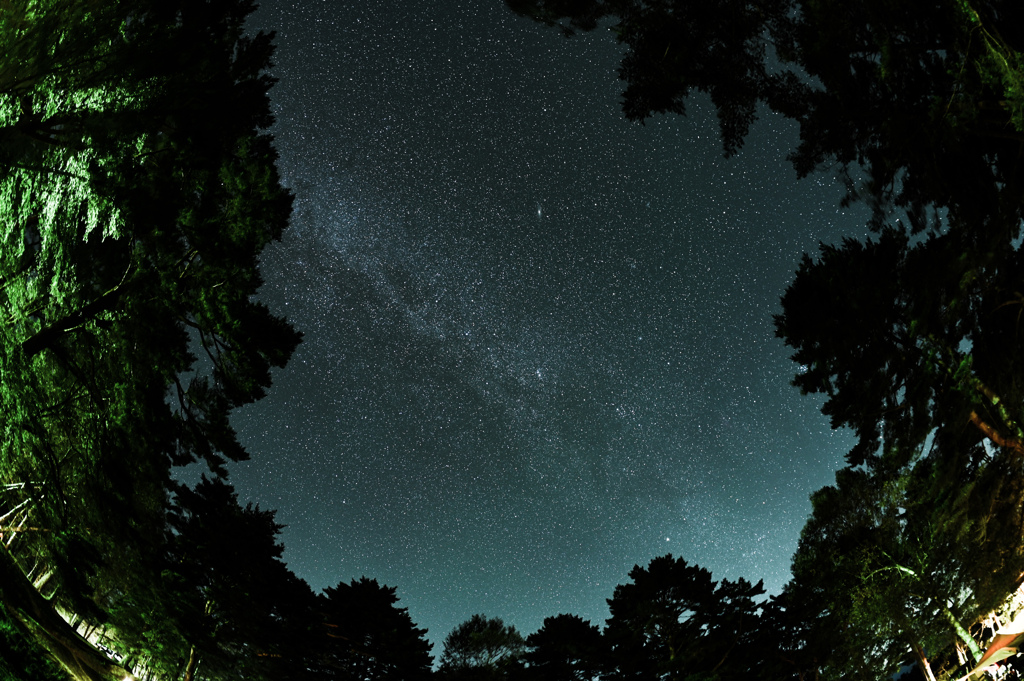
21, 259, 132, 358
969, 411, 1024, 455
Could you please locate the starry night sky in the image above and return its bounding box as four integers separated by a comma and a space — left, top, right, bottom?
228, 0, 866, 652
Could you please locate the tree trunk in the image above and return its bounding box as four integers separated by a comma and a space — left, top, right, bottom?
33, 568, 54, 592
941, 605, 984, 663
182, 645, 200, 681
968, 377, 1024, 452
911, 640, 937, 681
0, 542, 127, 681
21, 284, 124, 358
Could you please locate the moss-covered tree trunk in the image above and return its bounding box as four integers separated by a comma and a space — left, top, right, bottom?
941, 605, 984, 664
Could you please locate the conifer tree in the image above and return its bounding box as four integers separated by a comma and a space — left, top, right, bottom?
318, 577, 433, 681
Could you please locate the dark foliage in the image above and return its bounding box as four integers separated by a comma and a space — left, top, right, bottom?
525, 614, 604, 681
604, 554, 764, 681
440, 614, 527, 680
317, 577, 434, 680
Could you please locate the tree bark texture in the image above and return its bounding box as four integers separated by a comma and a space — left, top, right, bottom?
911, 640, 937, 681
0, 542, 128, 681
182, 645, 200, 681
941, 605, 984, 663
969, 411, 1024, 455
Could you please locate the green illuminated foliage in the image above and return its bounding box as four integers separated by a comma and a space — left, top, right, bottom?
0, 602, 68, 681
0, 0, 299, 677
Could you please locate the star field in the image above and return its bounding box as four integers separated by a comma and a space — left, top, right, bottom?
230, 0, 867, 651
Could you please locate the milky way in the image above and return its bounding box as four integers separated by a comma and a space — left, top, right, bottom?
230, 0, 866, 651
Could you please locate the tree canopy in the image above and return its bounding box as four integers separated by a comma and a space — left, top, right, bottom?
7, 0, 1024, 677
508, 0, 1024, 227
604, 554, 764, 681
510, 0, 1024, 677
524, 614, 604, 681
318, 577, 434, 681
0, 0, 300, 677
439, 614, 527, 680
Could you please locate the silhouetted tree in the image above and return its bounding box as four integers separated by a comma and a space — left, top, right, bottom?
604, 554, 764, 681
509, 0, 1024, 229
525, 614, 604, 681
164, 477, 319, 681
510, 4, 1024, 673
752, 590, 830, 681
317, 577, 433, 681
775, 227, 1024, 677
440, 614, 526, 680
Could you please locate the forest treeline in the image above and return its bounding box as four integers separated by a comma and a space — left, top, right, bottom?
2, 0, 1024, 679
